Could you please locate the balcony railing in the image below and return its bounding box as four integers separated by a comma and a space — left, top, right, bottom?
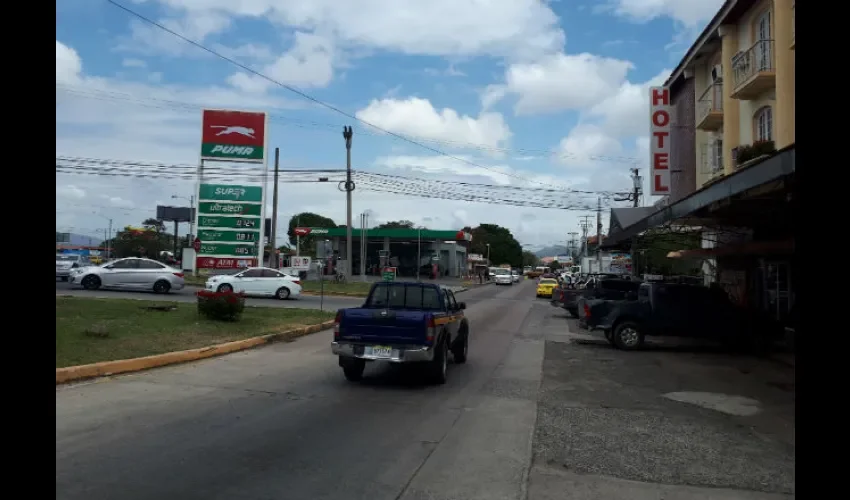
731, 39, 775, 99
700, 143, 724, 181
696, 82, 723, 130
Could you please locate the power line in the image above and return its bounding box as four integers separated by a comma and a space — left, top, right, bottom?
104, 0, 625, 189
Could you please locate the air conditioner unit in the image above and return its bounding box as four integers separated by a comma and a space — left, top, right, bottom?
711, 64, 722, 81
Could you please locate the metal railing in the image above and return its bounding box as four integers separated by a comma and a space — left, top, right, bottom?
697, 82, 723, 122
699, 143, 724, 177
732, 39, 774, 88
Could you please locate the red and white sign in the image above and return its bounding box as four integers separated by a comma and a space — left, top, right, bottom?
649, 86, 671, 195
196, 257, 258, 269
201, 110, 266, 146
294, 227, 312, 236
290, 256, 312, 270
192, 238, 201, 252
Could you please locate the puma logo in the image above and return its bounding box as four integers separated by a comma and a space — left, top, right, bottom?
209, 126, 256, 138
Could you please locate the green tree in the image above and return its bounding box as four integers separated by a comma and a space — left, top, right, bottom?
376, 220, 415, 229
111, 225, 170, 259
521, 250, 539, 267
141, 217, 166, 233
287, 212, 337, 256
469, 223, 523, 268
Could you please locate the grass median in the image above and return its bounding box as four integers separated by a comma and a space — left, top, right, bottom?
299, 280, 372, 296
56, 296, 335, 368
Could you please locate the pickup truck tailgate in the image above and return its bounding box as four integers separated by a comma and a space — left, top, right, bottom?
341, 308, 428, 344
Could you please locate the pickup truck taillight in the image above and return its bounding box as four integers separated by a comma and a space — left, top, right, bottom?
583, 303, 591, 318
425, 316, 437, 343
334, 311, 342, 339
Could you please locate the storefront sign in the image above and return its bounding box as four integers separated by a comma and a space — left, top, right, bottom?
649, 86, 671, 195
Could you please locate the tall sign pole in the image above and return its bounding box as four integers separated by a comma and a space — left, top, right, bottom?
195, 109, 268, 273
268, 147, 280, 268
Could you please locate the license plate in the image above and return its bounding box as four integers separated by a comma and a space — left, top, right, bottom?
366, 345, 393, 358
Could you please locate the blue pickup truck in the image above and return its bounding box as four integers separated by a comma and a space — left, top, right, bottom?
331, 282, 469, 384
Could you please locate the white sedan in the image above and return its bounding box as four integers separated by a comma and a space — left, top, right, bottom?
205, 267, 302, 300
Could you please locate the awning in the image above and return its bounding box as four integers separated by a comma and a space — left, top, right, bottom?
667, 239, 794, 259
601, 146, 795, 249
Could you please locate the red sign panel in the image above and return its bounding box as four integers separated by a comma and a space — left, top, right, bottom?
201, 110, 265, 147
196, 257, 258, 270
294, 227, 312, 236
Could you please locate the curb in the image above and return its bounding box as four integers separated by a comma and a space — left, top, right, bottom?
56, 320, 335, 385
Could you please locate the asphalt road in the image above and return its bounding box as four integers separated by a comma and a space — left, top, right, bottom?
57, 280, 544, 500
56, 281, 364, 311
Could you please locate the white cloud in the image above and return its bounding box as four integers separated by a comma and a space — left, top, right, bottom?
122, 58, 147, 68
606, 0, 724, 26
355, 97, 512, 150
586, 68, 672, 138
136, 0, 565, 60
483, 53, 635, 115
56, 41, 83, 85
226, 32, 335, 92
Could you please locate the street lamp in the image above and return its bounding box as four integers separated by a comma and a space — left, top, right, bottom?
486, 243, 491, 264
92, 212, 113, 259
171, 194, 196, 238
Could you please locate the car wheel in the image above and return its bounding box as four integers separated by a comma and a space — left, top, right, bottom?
217, 284, 233, 293
153, 280, 171, 294
341, 357, 365, 382
276, 286, 291, 300
81, 275, 101, 290
429, 338, 448, 384
612, 321, 644, 350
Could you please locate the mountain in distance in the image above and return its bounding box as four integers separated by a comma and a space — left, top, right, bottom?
534, 245, 568, 258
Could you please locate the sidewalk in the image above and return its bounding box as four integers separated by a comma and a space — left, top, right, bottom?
529, 305, 795, 499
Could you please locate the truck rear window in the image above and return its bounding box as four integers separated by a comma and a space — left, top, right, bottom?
365, 283, 443, 310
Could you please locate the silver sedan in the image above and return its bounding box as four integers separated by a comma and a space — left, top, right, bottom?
69, 257, 185, 294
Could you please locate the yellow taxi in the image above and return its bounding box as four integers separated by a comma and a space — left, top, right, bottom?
536, 278, 558, 298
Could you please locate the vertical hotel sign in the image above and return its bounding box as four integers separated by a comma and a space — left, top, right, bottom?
649, 87, 671, 195
196, 109, 270, 270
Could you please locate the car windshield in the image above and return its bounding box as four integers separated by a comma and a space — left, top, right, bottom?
365, 283, 443, 310
56, 255, 78, 261
540, 279, 557, 285
494, 269, 510, 275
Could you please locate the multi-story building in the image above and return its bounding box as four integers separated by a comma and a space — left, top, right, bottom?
668, 0, 794, 188
603, 0, 795, 337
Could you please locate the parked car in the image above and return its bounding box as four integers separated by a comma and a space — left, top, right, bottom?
581, 282, 783, 351
205, 267, 302, 300
56, 254, 88, 281
69, 257, 185, 294
557, 278, 642, 317
332, 282, 469, 384
511, 270, 520, 283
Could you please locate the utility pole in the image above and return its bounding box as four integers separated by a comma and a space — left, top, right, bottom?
106, 218, 112, 259
568, 231, 578, 258
417, 226, 422, 283
630, 167, 642, 207
268, 147, 280, 268
596, 197, 602, 273
296, 215, 301, 257
578, 215, 593, 258
343, 126, 354, 278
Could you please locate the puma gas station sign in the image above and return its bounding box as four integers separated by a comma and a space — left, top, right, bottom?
200, 109, 267, 163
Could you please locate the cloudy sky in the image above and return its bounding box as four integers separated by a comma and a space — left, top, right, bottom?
56, 0, 722, 251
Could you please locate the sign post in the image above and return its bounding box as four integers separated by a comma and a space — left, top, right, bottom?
649, 87, 671, 195
196, 109, 269, 272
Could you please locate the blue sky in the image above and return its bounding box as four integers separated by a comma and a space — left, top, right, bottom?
56, 0, 723, 250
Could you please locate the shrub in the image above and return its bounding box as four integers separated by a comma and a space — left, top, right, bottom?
196, 290, 246, 321
736, 140, 776, 165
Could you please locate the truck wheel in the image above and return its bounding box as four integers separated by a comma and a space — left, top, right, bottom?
429, 338, 448, 384
567, 307, 578, 318
452, 329, 468, 364
341, 358, 365, 382
612, 321, 644, 350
